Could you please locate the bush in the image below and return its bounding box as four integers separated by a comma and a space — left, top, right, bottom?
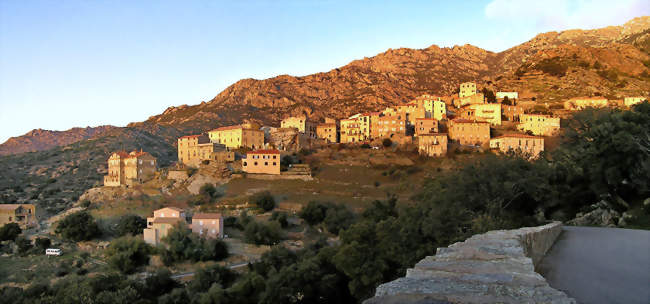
15, 236, 32, 255
251, 191, 275, 212
55, 211, 100, 241
382, 138, 392, 148
80, 200, 91, 208
106, 236, 153, 274
224, 216, 238, 228
34, 237, 51, 251
299, 201, 330, 226
116, 214, 147, 236
161, 223, 229, 265
536, 58, 568, 77
360, 143, 371, 149
243, 221, 283, 245
0, 223, 22, 241
323, 204, 356, 235
270, 211, 289, 228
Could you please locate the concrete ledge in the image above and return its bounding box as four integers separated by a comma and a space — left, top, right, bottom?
365, 221, 575, 304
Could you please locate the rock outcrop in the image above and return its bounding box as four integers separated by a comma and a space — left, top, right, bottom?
365, 222, 574, 304
0, 125, 116, 156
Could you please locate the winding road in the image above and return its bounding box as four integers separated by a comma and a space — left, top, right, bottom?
538, 226, 650, 304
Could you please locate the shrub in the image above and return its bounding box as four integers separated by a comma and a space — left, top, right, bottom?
323, 204, 356, 235
224, 216, 238, 228
243, 221, 283, 245
106, 236, 152, 274
55, 211, 100, 241
80, 200, 91, 208
299, 201, 330, 226
161, 223, 229, 265
15, 236, 33, 255
0, 223, 22, 241
34, 237, 51, 251
270, 211, 289, 228
116, 214, 147, 236
360, 143, 371, 149
251, 191, 275, 212
382, 138, 392, 148
536, 58, 568, 77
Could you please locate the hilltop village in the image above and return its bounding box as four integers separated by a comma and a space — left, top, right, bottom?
78, 82, 646, 246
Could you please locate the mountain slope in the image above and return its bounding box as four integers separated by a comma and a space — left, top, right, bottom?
138, 16, 650, 132
0, 126, 117, 156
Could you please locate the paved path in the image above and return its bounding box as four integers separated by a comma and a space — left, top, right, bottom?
538, 226, 650, 304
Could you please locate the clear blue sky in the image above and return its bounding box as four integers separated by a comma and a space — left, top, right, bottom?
1, 0, 648, 143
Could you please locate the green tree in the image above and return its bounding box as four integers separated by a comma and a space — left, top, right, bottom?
243, 221, 283, 246
252, 191, 275, 212
298, 201, 330, 226
34, 237, 52, 251
55, 211, 100, 242
14, 236, 32, 255
115, 214, 146, 236
0, 223, 21, 241
106, 236, 152, 274
323, 204, 356, 235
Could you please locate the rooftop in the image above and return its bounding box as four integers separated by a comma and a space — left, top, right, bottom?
248, 149, 281, 154
193, 213, 223, 220
0, 204, 35, 211
493, 134, 543, 139
210, 125, 243, 132
451, 118, 489, 124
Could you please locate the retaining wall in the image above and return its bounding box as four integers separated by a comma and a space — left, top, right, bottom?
365, 221, 575, 304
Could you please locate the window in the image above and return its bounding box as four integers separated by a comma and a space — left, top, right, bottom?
243, 161, 247, 166
273, 155, 276, 159
264, 162, 268, 166
273, 162, 276, 165
254, 162, 258, 166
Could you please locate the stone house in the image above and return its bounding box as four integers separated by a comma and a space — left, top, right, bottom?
448, 119, 491, 146
418, 134, 448, 157
518, 114, 560, 136
208, 125, 265, 150
496, 92, 518, 100
104, 150, 157, 187
490, 134, 544, 158
340, 118, 363, 143
502, 105, 524, 121
0, 204, 36, 228
177, 134, 233, 167
459, 82, 477, 98
144, 207, 186, 246
375, 115, 407, 139
409, 95, 447, 120
242, 149, 281, 175
415, 118, 439, 136
624, 96, 646, 107
281, 116, 317, 138
464, 103, 502, 125
316, 123, 338, 143
350, 112, 380, 140
191, 213, 224, 239
564, 97, 608, 110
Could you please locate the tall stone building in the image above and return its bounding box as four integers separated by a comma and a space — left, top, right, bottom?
208, 125, 265, 150
104, 150, 157, 187
490, 134, 544, 158
177, 134, 234, 167
0, 204, 36, 228
448, 119, 491, 146
418, 133, 448, 157
459, 82, 477, 98
281, 116, 317, 138
518, 114, 560, 136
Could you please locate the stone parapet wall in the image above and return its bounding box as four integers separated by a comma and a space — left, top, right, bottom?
365, 221, 575, 304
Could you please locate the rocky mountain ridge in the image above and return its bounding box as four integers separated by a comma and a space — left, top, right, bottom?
2, 16, 650, 156
0, 126, 117, 156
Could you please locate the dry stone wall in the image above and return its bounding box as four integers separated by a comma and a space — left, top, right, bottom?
365, 222, 575, 304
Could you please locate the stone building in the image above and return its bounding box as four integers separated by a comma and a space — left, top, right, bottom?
177, 134, 233, 167
564, 97, 608, 110
459, 82, 477, 98
464, 103, 502, 125
518, 114, 560, 136
242, 149, 281, 175
454, 93, 485, 108
409, 95, 447, 120
281, 116, 317, 138
191, 213, 224, 239
418, 134, 448, 157
350, 112, 380, 140
0, 204, 36, 228
375, 115, 407, 139
496, 91, 518, 100
448, 119, 491, 146
624, 96, 646, 107
144, 207, 185, 246
502, 105, 524, 121
490, 134, 544, 158
340, 118, 363, 143
316, 123, 338, 143
415, 118, 438, 136
385, 104, 425, 126
207, 125, 265, 150
104, 150, 157, 187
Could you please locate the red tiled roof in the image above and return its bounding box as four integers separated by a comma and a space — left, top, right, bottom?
493, 134, 542, 139
112, 151, 130, 158
210, 125, 242, 132
192, 213, 222, 220
248, 149, 280, 154
362, 112, 381, 116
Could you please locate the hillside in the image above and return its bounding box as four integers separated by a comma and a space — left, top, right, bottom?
0, 126, 116, 156
0, 17, 649, 216
137, 16, 650, 131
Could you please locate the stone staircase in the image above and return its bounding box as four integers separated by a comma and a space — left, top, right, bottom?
365, 222, 575, 304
